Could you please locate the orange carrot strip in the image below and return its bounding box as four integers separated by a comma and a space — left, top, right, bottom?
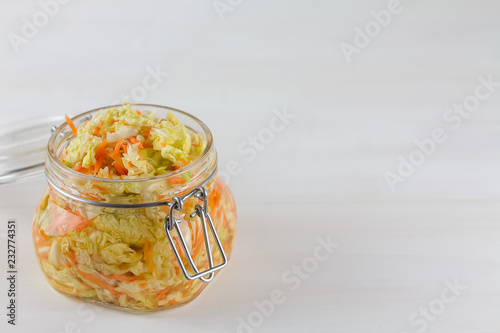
94, 154, 105, 175
192, 220, 204, 257
187, 221, 195, 245
91, 184, 110, 194
106, 273, 144, 282
174, 158, 189, 170
65, 115, 78, 136
115, 163, 126, 176
93, 120, 104, 136
114, 138, 124, 156
142, 129, 151, 138
94, 139, 108, 174
107, 151, 127, 176
35, 236, 51, 248
122, 144, 128, 154
129, 137, 143, 149
154, 287, 171, 301
45, 206, 90, 236
77, 269, 121, 297
170, 177, 185, 185
95, 139, 108, 159
86, 165, 95, 175
136, 110, 141, 115
66, 252, 76, 264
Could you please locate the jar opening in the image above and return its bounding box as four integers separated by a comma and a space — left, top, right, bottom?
45, 104, 217, 203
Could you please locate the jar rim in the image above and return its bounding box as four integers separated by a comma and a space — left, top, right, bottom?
47, 103, 214, 184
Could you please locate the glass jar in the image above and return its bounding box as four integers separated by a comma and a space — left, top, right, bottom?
32, 104, 237, 312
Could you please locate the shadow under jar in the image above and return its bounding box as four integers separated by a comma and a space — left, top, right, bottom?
32, 104, 237, 312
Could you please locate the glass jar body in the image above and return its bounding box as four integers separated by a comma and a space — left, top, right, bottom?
31, 104, 237, 312
33, 175, 236, 312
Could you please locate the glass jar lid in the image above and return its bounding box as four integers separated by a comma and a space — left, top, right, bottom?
0, 115, 66, 185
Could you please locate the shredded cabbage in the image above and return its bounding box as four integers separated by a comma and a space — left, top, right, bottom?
61, 104, 206, 178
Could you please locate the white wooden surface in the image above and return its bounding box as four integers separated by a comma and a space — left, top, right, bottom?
1, 1, 500, 332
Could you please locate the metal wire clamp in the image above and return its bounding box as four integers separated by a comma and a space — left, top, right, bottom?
164, 185, 228, 283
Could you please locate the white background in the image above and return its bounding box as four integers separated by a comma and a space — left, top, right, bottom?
1, 0, 500, 332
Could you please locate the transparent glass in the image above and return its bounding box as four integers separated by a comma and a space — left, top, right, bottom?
32, 104, 237, 312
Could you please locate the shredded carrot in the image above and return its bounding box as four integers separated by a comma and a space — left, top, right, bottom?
95, 139, 108, 159
209, 180, 223, 208
122, 144, 128, 154
115, 163, 126, 176
129, 137, 143, 149
93, 120, 104, 136
114, 138, 124, 156
190, 217, 204, 257
35, 236, 51, 248
86, 165, 95, 175
107, 151, 127, 175
187, 221, 196, 245
91, 184, 110, 194
74, 163, 83, 172
93, 139, 108, 174
154, 287, 171, 301
136, 110, 141, 115
65, 115, 78, 136
45, 206, 90, 236
106, 273, 144, 282
66, 252, 76, 264
94, 154, 105, 175
77, 269, 121, 297
170, 177, 186, 185
174, 158, 189, 170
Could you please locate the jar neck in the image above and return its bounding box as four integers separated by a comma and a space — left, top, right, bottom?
46, 145, 218, 204
45, 104, 217, 204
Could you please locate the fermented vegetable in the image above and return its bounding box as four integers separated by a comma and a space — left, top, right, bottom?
33, 104, 237, 311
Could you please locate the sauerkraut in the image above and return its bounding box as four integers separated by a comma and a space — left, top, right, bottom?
33, 104, 237, 311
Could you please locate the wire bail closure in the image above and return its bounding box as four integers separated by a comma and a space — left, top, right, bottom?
164, 185, 228, 283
